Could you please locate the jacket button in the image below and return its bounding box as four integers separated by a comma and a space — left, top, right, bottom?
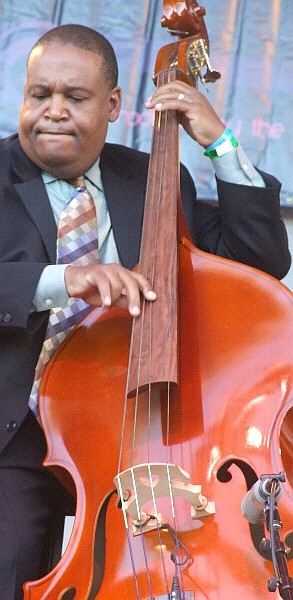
3, 313, 12, 323
6, 421, 17, 432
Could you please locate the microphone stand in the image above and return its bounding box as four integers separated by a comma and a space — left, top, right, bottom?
261, 476, 293, 599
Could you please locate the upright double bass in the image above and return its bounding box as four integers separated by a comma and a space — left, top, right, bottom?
24, 1, 293, 598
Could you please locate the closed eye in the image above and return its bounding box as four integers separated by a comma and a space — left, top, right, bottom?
68, 96, 85, 103
33, 94, 49, 100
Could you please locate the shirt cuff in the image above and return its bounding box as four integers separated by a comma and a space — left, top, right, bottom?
33, 264, 69, 311
210, 143, 266, 188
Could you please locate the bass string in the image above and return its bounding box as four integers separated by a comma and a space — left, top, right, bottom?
118, 65, 178, 468
116, 65, 182, 598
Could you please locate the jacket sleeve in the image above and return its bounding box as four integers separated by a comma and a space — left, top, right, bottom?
180, 165, 291, 280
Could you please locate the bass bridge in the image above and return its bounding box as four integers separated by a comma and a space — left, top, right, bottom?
114, 462, 215, 535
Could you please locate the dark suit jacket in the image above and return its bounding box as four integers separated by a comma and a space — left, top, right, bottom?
0, 135, 290, 453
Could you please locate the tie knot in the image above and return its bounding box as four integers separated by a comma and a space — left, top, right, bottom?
68, 176, 86, 190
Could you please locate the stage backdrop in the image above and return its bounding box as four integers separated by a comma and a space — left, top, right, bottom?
0, 0, 292, 206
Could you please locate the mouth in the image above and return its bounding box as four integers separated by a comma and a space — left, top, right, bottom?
37, 130, 74, 136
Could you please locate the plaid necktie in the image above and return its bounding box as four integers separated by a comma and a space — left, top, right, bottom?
29, 176, 99, 417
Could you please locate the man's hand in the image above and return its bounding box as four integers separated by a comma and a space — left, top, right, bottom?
64, 263, 156, 317
145, 81, 225, 148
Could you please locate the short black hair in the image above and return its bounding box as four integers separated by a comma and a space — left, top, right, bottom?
29, 24, 118, 89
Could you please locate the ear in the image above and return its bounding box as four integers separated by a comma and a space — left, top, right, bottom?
109, 86, 122, 122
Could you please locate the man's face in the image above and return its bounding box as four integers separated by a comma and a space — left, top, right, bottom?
19, 43, 121, 179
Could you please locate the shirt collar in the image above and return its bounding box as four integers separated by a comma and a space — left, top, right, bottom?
85, 158, 103, 191
42, 157, 103, 190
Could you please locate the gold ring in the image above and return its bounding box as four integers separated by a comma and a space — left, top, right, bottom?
178, 93, 185, 100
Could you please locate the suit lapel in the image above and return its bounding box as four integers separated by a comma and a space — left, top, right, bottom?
8, 139, 149, 268
9, 138, 57, 262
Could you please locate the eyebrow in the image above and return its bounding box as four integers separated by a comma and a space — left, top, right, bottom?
29, 84, 91, 93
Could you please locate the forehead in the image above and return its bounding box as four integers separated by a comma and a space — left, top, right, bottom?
27, 43, 104, 87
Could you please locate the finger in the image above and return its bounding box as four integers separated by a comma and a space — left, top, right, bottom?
145, 83, 195, 108
88, 267, 141, 316
113, 271, 144, 316
146, 94, 192, 111
115, 270, 156, 317
132, 272, 157, 301
86, 269, 114, 307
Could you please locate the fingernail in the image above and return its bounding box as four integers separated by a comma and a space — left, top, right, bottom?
145, 96, 152, 105
146, 290, 157, 300
131, 305, 140, 316
155, 102, 163, 110
103, 295, 111, 306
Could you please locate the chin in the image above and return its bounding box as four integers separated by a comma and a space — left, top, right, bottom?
36, 148, 80, 174
37, 134, 77, 156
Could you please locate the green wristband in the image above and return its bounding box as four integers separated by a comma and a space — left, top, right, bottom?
204, 135, 238, 158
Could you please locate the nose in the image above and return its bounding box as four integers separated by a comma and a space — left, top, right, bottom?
45, 94, 67, 121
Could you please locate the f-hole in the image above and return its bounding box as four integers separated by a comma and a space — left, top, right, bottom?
216, 458, 293, 562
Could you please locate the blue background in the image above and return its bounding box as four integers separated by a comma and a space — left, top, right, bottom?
0, 0, 292, 206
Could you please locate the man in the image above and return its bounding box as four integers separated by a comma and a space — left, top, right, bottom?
0, 23, 290, 599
